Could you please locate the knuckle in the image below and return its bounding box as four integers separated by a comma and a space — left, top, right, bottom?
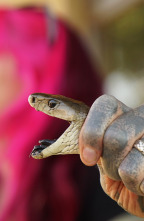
118, 154, 144, 195
118, 164, 134, 181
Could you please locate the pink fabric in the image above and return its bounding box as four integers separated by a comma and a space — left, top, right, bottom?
0, 9, 102, 221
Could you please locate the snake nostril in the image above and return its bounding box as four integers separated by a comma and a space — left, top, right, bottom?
32, 96, 36, 103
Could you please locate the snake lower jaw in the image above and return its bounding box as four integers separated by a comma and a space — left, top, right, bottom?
31, 151, 43, 159
30, 139, 57, 159
30, 147, 44, 159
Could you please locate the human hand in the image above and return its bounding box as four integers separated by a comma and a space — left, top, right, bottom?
79, 95, 144, 217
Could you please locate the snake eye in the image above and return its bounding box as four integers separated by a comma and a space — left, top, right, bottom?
48, 99, 58, 108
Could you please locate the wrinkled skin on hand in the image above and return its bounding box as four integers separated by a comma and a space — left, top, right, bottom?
79, 95, 144, 217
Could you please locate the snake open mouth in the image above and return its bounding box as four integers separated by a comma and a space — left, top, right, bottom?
30, 139, 57, 157
30, 119, 72, 158
29, 116, 74, 159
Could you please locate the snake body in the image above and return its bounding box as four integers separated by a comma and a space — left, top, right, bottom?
28, 93, 89, 159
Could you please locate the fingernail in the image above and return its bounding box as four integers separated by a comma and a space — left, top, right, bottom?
82, 147, 97, 164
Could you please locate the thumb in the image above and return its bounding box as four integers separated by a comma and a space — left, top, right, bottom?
79, 95, 130, 166
79, 125, 99, 166
79, 129, 100, 166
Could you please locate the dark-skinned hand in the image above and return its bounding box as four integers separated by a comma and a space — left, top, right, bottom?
79, 95, 144, 218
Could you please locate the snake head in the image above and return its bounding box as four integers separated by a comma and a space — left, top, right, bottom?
28, 93, 89, 159
28, 93, 88, 122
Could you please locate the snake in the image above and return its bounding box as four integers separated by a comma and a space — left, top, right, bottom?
28, 93, 144, 197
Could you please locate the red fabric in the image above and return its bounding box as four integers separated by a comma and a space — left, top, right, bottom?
0, 9, 102, 221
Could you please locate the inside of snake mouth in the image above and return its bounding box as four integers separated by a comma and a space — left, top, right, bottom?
30, 139, 57, 156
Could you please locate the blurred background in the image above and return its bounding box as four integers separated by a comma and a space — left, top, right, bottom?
0, 0, 144, 221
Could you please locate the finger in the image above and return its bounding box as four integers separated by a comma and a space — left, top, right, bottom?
118, 137, 144, 196
98, 160, 144, 217
79, 95, 130, 166
102, 105, 144, 181
97, 161, 124, 201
